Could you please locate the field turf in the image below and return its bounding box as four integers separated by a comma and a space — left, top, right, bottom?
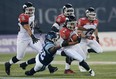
0, 51, 116, 79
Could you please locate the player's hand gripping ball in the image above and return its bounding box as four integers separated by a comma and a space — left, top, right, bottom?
70, 34, 78, 42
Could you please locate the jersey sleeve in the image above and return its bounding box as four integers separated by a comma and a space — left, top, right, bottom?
77, 18, 84, 28
59, 28, 70, 40
18, 14, 29, 25
56, 15, 66, 25
94, 19, 99, 26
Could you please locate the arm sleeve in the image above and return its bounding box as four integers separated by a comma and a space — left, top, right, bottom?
19, 14, 29, 26
51, 22, 60, 32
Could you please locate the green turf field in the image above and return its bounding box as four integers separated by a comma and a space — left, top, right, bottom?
0, 51, 116, 79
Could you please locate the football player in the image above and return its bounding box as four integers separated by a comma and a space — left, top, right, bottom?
51, 3, 76, 74
77, 7, 103, 71
4, 2, 57, 75
59, 16, 95, 76
25, 31, 69, 76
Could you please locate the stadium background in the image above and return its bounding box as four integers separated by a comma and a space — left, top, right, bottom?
0, 0, 116, 34
0, 0, 116, 79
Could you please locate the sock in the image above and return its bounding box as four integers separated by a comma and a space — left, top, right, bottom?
30, 68, 36, 75
88, 49, 97, 53
79, 60, 90, 71
9, 56, 19, 64
61, 51, 67, 56
65, 63, 70, 70
27, 58, 36, 65
65, 56, 73, 70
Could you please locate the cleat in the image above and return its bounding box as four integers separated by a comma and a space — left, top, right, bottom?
5, 62, 11, 75
89, 69, 95, 76
64, 69, 75, 74
48, 66, 58, 74
25, 71, 34, 76
78, 65, 87, 72
20, 62, 27, 70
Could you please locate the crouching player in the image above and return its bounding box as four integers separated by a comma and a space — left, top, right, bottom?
59, 16, 95, 76
25, 31, 69, 76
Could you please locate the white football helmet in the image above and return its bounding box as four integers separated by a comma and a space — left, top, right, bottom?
63, 3, 74, 16
66, 16, 76, 30
23, 2, 35, 16
85, 7, 96, 21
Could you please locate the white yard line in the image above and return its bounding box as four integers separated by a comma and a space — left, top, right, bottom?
1, 61, 116, 65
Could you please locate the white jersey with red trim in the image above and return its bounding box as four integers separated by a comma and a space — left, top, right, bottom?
77, 17, 98, 37
18, 13, 35, 39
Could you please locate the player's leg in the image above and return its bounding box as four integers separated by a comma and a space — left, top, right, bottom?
20, 57, 36, 70
5, 40, 29, 75
22, 41, 58, 73
88, 40, 103, 53
25, 54, 44, 76
20, 41, 43, 70
64, 48, 95, 76
56, 49, 75, 74
73, 43, 87, 72
64, 56, 75, 74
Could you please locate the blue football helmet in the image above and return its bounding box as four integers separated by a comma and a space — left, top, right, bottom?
45, 31, 59, 43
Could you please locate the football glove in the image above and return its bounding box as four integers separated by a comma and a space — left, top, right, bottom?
31, 34, 39, 44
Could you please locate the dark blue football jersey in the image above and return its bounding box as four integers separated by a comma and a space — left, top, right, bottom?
39, 41, 56, 66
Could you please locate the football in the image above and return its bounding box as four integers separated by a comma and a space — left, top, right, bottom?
70, 34, 78, 42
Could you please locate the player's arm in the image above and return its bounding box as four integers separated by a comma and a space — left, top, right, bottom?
51, 22, 60, 32
94, 28, 99, 43
93, 20, 99, 43
19, 14, 38, 43
49, 41, 69, 54
23, 24, 38, 44
23, 24, 33, 36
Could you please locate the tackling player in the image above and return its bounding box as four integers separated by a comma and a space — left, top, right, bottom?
25, 31, 69, 76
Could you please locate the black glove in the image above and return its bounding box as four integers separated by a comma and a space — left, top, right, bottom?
31, 34, 39, 44
61, 40, 69, 47
96, 36, 99, 43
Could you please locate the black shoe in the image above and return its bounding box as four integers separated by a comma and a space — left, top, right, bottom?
25, 71, 34, 76
20, 62, 27, 70
5, 62, 11, 75
48, 65, 58, 74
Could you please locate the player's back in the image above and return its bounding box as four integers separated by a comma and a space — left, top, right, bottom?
39, 41, 55, 66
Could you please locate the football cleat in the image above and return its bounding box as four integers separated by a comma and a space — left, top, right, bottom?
64, 69, 75, 74
25, 71, 34, 76
89, 69, 95, 76
48, 66, 58, 74
20, 62, 27, 70
5, 62, 11, 75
